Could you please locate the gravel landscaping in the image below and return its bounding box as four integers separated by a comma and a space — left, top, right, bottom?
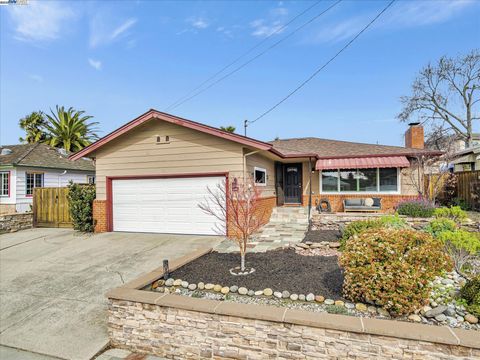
170, 248, 344, 299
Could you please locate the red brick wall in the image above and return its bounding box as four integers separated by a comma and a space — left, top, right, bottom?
226, 196, 276, 238
405, 125, 424, 149
93, 199, 108, 233
306, 194, 417, 213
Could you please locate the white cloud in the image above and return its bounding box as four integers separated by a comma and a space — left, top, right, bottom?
307, 0, 476, 44
250, 19, 285, 38
89, 16, 137, 48
28, 74, 43, 82
188, 17, 209, 29
7, 0, 74, 42
88, 58, 102, 70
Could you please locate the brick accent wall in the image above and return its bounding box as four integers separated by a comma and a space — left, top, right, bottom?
108, 299, 479, 360
226, 196, 276, 237
307, 194, 417, 213
93, 199, 108, 233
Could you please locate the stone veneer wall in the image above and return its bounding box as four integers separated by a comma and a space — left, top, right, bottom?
311, 213, 431, 231
108, 298, 479, 360
306, 194, 417, 213
93, 199, 108, 233
0, 212, 33, 232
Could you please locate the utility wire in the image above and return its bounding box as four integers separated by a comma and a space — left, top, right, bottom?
165, 0, 323, 111
166, 0, 342, 112
249, 0, 396, 125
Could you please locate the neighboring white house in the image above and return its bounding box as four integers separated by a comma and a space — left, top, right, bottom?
0, 143, 95, 214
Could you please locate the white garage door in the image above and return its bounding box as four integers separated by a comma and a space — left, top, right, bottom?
112, 176, 225, 235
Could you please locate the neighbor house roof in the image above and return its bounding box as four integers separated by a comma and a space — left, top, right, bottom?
270, 137, 442, 159
0, 143, 95, 171
69, 109, 442, 162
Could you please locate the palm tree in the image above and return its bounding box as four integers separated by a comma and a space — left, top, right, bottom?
43, 106, 99, 152
220, 125, 236, 133
19, 111, 48, 143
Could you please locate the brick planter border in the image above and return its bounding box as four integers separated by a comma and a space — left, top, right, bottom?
106, 248, 479, 359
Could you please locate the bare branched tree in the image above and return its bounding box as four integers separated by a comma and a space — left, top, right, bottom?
398, 49, 480, 148
199, 177, 267, 274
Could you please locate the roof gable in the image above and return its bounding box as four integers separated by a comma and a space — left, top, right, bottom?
70, 109, 272, 161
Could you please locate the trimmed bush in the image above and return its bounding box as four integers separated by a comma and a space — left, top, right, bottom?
425, 218, 458, 237
396, 198, 435, 218
340, 215, 408, 249
460, 276, 480, 317
340, 228, 452, 316
437, 230, 480, 276
434, 206, 468, 222
67, 182, 96, 232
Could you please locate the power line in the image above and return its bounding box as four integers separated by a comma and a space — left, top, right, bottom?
166, 0, 342, 112
165, 0, 323, 111
249, 0, 396, 125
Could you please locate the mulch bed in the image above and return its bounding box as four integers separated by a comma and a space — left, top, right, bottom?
302, 229, 341, 243
171, 248, 344, 299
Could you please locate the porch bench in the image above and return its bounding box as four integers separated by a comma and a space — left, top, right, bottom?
343, 198, 382, 212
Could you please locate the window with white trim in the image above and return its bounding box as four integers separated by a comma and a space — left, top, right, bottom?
254, 167, 267, 186
321, 168, 398, 193
26, 172, 44, 196
0, 172, 9, 197
87, 175, 96, 184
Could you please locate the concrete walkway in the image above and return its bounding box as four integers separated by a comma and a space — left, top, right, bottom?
0, 228, 222, 360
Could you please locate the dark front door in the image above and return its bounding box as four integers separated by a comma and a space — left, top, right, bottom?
284, 163, 302, 204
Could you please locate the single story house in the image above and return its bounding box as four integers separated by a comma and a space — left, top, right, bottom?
70, 109, 440, 235
0, 143, 95, 214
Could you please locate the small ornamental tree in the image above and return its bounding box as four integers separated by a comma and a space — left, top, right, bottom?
67, 182, 96, 232
199, 177, 267, 275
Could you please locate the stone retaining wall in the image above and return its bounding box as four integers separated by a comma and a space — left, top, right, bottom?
108, 296, 479, 360
311, 213, 430, 230
106, 248, 479, 360
0, 212, 33, 233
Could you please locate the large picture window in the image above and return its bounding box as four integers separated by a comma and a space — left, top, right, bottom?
26, 172, 44, 196
321, 168, 399, 193
0, 172, 9, 197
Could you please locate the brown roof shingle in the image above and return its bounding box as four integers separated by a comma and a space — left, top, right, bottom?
0, 143, 95, 171
270, 137, 441, 159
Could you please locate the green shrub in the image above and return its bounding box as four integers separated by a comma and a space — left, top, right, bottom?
460, 276, 480, 316
67, 182, 96, 232
339, 228, 452, 316
340, 215, 408, 249
438, 230, 480, 276
325, 305, 348, 315
434, 206, 468, 222
425, 218, 458, 237
396, 199, 436, 218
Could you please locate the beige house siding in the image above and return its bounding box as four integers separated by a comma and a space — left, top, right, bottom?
245, 153, 276, 197
93, 120, 245, 200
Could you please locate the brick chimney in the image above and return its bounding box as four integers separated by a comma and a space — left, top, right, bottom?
405, 122, 424, 149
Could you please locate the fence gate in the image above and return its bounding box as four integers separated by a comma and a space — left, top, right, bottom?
33, 187, 72, 228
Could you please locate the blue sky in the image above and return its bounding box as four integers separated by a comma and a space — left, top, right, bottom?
1, 0, 479, 146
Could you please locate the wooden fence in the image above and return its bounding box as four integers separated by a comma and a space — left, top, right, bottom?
427, 170, 480, 210
33, 187, 72, 228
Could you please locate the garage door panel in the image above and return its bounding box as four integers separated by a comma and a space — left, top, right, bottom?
112, 176, 224, 235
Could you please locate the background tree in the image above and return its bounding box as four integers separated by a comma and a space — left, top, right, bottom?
220, 125, 236, 133
199, 177, 267, 275
18, 111, 48, 143
398, 49, 479, 148
43, 106, 99, 152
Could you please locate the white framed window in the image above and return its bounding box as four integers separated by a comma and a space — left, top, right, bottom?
87, 175, 96, 184
26, 172, 44, 196
254, 167, 267, 186
0, 171, 9, 197
320, 168, 400, 194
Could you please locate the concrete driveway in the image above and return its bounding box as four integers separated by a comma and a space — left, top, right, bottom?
0, 228, 222, 360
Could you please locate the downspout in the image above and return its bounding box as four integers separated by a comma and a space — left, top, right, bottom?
243, 149, 261, 182
308, 157, 313, 222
